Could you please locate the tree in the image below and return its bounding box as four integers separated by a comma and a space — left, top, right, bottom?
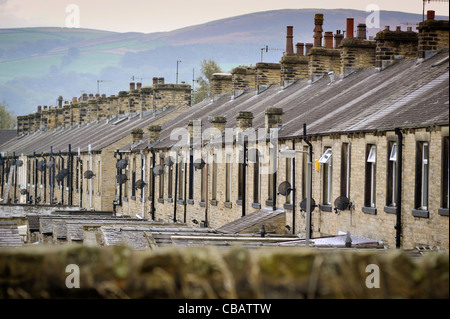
193, 59, 223, 105
0, 100, 16, 129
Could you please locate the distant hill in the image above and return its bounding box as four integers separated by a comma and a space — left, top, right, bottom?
0, 9, 448, 116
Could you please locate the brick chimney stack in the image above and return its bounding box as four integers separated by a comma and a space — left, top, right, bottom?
334, 30, 344, 48
236, 111, 253, 131
147, 125, 162, 144
296, 43, 304, 56
130, 82, 135, 91
152, 77, 158, 86
324, 31, 334, 48
313, 14, 324, 47
265, 107, 283, 134
357, 23, 367, 40
346, 18, 354, 38
136, 82, 142, 90
285, 26, 294, 56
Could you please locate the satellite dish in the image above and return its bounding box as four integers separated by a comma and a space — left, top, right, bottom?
164, 156, 174, 167
56, 172, 63, 183
278, 181, 292, 196
300, 198, 316, 212
334, 196, 350, 211
193, 158, 205, 170
20, 189, 27, 195
116, 174, 128, 184
47, 160, 55, 168
37, 161, 46, 171
83, 170, 95, 179
247, 148, 260, 163
135, 180, 146, 189
153, 165, 164, 175
10, 159, 16, 166
60, 169, 69, 177
16, 160, 23, 167
116, 159, 128, 169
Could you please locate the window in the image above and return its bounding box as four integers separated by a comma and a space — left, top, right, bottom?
365, 145, 376, 209
188, 151, 194, 201
225, 154, 231, 202
302, 146, 308, 200
253, 149, 260, 204
415, 142, 429, 210
158, 158, 164, 199
238, 151, 244, 202
320, 147, 332, 205
386, 142, 397, 207
167, 162, 173, 199
97, 160, 101, 193
340, 143, 351, 198
285, 157, 293, 204
442, 137, 449, 210
200, 161, 206, 203
178, 157, 184, 201
211, 154, 217, 201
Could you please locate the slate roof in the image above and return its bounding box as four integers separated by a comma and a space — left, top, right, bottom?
0, 130, 16, 147
0, 221, 23, 247
118, 51, 448, 151
215, 209, 285, 234
0, 105, 183, 155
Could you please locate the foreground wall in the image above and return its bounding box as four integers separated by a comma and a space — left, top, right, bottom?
0, 245, 447, 299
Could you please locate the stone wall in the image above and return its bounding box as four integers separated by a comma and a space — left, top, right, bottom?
375, 27, 418, 68
280, 55, 309, 84
0, 244, 447, 299
339, 38, 376, 75
308, 47, 341, 79
255, 63, 281, 87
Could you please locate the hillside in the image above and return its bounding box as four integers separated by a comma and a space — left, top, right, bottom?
0, 8, 448, 116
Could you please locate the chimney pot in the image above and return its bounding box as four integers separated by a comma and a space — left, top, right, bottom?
407, 27, 412, 32
384, 26, 390, 31
130, 82, 135, 91
346, 18, 354, 38
334, 30, 344, 48
296, 43, 304, 56
285, 26, 294, 56
37, 105, 42, 113
396, 26, 401, 32
152, 77, 158, 86
72, 97, 77, 103
427, 10, 435, 20
158, 77, 164, 84
305, 43, 313, 55
136, 82, 142, 90
313, 14, 324, 47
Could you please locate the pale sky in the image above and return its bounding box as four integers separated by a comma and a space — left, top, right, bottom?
0, 0, 448, 33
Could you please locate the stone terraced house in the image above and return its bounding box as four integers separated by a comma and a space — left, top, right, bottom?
1, 11, 448, 250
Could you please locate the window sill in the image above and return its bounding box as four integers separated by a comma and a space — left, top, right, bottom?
412, 209, 429, 218
265, 200, 273, 207
199, 201, 206, 207
284, 203, 294, 211
319, 204, 332, 212
187, 199, 194, 205
236, 200, 243, 206
224, 202, 232, 209
438, 208, 449, 216
362, 206, 377, 215
384, 206, 397, 214
166, 198, 173, 203
123, 197, 128, 202
177, 199, 185, 205
131, 196, 136, 201
252, 203, 261, 209
157, 198, 165, 204
210, 199, 217, 206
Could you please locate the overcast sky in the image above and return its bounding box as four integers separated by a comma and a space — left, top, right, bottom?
0, 0, 448, 33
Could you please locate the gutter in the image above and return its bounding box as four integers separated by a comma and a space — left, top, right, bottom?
394, 128, 403, 249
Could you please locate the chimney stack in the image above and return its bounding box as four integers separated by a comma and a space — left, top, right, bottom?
131, 128, 144, 144
313, 14, 324, 47
324, 31, 334, 49
37, 105, 42, 113
57, 96, 63, 108
427, 10, 435, 20
265, 107, 283, 134
236, 111, 253, 131
72, 97, 77, 103
209, 116, 227, 141
152, 77, 158, 86
346, 18, 354, 38
147, 125, 162, 144
305, 43, 313, 55
158, 77, 164, 84
357, 23, 367, 39
296, 43, 304, 56
285, 26, 294, 56
130, 82, 135, 91
334, 30, 344, 48
136, 82, 142, 90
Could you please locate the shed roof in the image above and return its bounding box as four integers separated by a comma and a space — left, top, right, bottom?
0, 221, 23, 247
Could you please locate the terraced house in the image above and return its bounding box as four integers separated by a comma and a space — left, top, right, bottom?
1, 11, 448, 250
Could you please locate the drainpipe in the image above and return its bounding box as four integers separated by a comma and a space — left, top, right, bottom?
88, 144, 92, 210
78, 148, 83, 208
292, 140, 296, 234
13, 152, 17, 203
173, 150, 179, 222
51, 146, 55, 205
242, 139, 247, 217
303, 123, 313, 245
141, 150, 145, 219
34, 152, 37, 204
41, 154, 46, 204
68, 144, 73, 206
395, 128, 403, 249
183, 156, 188, 223
58, 150, 64, 206
150, 148, 156, 220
